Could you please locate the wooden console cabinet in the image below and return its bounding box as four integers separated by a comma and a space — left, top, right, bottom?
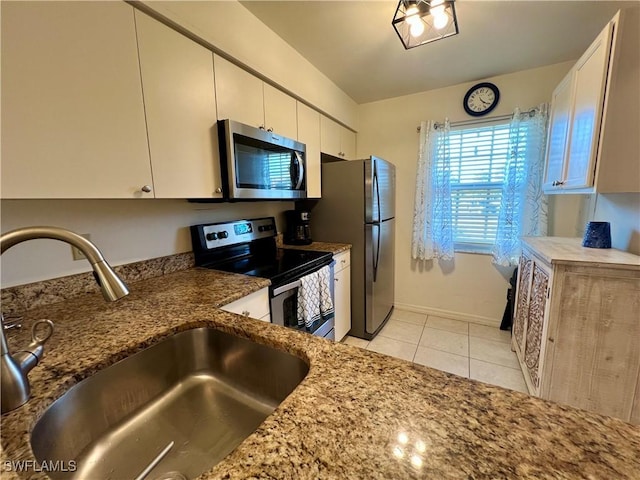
513, 237, 640, 423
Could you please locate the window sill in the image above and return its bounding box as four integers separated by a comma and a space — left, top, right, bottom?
454, 243, 493, 255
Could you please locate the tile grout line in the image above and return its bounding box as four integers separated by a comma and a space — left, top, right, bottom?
466, 322, 470, 378
411, 317, 428, 362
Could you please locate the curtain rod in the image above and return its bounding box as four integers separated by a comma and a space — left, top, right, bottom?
416, 108, 539, 133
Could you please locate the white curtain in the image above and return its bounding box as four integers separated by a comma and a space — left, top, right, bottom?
411, 120, 454, 261
492, 104, 549, 266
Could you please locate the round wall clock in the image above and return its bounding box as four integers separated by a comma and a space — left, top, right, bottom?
463, 82, 500, 117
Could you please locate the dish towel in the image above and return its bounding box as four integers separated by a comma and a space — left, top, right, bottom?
297, 266, 334, 329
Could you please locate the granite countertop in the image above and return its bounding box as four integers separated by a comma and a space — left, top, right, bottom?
279, 241, 351, 255
1, 267, 639, 479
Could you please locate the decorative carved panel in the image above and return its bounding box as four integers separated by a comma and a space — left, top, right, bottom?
514, 255, 532, 353
524, 264, 549, 388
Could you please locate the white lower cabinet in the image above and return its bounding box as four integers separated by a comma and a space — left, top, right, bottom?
333, 250, 352, 341
221, 288, 270, 322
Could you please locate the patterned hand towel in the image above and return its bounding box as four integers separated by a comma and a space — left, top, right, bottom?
297, 270, 321, 329
318, 265, 335, 321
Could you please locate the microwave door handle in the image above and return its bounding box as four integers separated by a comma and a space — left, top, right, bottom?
294, 152, 304, 190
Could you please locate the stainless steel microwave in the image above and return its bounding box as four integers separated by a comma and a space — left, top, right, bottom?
218, 119, 307, 200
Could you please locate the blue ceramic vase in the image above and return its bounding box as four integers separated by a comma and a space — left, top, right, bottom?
582, 221, 611, 249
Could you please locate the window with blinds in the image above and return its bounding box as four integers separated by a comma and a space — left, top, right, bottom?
440, 121, 515, 250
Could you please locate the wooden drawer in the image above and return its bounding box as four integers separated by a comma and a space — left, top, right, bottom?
221, 288, 270, 320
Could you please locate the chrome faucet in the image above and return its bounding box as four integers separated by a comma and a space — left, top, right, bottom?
1, 226, 130, 414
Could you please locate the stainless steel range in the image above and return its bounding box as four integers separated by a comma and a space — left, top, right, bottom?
190, 217, 335, 340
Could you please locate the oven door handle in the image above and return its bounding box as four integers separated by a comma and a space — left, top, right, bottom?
273, 280, 301, 297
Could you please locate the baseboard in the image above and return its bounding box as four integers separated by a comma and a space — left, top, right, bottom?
394, 302, 501, 327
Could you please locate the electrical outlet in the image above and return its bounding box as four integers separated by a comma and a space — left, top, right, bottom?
71, 233, 91, 261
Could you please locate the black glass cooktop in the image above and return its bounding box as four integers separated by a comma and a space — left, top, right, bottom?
202, 248, 332, 288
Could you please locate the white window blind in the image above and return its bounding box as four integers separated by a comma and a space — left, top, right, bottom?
438, 121, 514, 249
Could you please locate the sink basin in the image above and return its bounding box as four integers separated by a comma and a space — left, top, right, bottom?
31, 328, 309, 480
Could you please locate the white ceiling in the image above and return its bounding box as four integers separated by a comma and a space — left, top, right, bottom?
240, 0, 635, 104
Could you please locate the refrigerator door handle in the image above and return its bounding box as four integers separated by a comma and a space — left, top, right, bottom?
373, 161, 381, 224
373, 223, 381, 282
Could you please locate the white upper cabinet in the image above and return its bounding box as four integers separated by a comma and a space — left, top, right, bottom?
320, 116, 357, 160
543, 72, 573, 191
215, 55, 264, 129
543, 8, 639, 194
297, 103, 321, 198
215, 55, 297, 139
135, 11, 222, 199
341, 128, 357, 160
263, 84, 298, 140
1, 1, 153, 199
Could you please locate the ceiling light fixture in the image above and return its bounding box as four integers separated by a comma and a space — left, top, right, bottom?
392, 0, 459, 49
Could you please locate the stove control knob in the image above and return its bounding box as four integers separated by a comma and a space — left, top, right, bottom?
218, 231, 229, 239
205, 232, 218, 241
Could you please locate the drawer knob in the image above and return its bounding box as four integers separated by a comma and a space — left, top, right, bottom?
141, 185, 152, 193
551, 180, 565, 187
242, 310, 250, 317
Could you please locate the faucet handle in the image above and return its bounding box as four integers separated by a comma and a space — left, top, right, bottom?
32, 319, 54, 344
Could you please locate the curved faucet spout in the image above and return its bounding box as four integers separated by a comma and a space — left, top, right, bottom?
0, 226, 129, 301
1, 226, 130, 413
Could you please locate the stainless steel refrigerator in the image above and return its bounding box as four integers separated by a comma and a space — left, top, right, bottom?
311, 156, 395, 340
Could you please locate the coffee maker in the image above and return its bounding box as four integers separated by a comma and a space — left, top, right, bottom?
284, 210, 312, 245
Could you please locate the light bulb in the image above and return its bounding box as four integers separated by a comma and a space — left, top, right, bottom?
433, 12, 449, 30
405, 5, 421, 26
410, 20, 425, 37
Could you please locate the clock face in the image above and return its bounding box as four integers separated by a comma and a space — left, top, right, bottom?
464, 82, 500, 117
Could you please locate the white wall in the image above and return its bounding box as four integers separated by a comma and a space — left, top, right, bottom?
591, 193, 640, 254
0, 200, 292, 287
356, 61, 580, 324
140, 1, 358, 129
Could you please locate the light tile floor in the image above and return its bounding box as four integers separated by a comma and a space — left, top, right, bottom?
342, 308, 528, 393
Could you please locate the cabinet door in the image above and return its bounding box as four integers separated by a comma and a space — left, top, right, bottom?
135, 12, 222, 199
564, 21, 614, 190
334, 266, 352, 341
1, 1, 152, 198
513, 254, 533, 357
320, 116, 342, 158
341, 127, 357, 160
543, 72, 573, 191
297, 103, 321, 198
524, 263, 549, 392
215, 55, 264, 128
547, 268, 640, 420
263, 84, 297, 140
220, 288, 270, 321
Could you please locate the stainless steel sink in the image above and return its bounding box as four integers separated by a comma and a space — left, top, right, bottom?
31, 328, 309, 480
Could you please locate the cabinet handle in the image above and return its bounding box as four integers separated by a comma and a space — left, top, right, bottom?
215, 187, 222, 194
141, 185, 152, 193
334, 278, 339, 282
267, 127, 273, 132
259, 125, 265, 130
548, 337, 555, 343
551, 180, 565, 186
242, 310, 250, 317
341, 259, 346, 265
